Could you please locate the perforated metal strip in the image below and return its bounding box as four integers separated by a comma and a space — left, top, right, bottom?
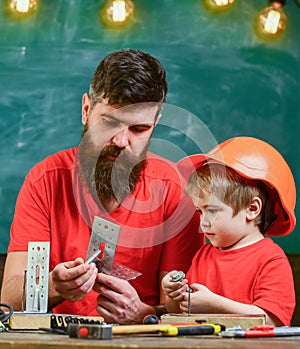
26, 242, 50, 313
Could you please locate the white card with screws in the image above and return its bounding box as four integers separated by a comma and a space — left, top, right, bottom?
26, 242, 50, 313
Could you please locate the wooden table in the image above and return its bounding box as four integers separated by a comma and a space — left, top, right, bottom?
0, 331, 300, 349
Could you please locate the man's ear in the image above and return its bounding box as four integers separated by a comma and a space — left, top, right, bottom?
82, 93, 91, 125
246, 197, 262, 221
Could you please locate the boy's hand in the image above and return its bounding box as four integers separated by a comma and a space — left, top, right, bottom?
179, 283, 215, 313
161, 270, 189, 301
51, 257, 98, 302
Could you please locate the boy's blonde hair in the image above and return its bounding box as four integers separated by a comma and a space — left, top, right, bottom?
185, 162, 268, 233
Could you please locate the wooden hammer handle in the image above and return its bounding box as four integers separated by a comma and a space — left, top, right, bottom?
112, 324, 164, 334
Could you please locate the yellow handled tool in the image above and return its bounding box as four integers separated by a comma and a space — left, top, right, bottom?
158, 324, 225, 336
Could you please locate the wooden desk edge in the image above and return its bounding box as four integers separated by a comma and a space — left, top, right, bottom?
0, 331, 299, 349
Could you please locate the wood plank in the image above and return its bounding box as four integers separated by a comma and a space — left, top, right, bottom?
161, 313, 265, 329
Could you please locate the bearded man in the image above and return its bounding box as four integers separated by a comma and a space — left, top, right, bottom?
1, 49, 204, 324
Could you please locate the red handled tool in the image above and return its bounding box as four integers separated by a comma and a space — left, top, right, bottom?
220, 325, 300, 337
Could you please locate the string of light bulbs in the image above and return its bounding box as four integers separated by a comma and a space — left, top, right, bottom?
5, 0, 300, 39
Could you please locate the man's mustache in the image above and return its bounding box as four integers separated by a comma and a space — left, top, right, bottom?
99, 145, 123, 159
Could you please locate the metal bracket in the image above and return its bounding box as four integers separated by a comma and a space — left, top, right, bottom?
86, 217, 142, 280
26, 242, 50, 313
86, 217, 120, 275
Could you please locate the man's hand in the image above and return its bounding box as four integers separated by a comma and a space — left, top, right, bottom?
93, 273, 155, 324
51, 257, 98, 302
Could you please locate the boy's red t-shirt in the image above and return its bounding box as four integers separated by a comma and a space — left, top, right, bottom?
186, 238, 295, 326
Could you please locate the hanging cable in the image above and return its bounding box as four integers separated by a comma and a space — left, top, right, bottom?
0, 303, 14, 324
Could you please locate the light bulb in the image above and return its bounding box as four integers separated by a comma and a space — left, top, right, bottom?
211, 0, 234, 7
203, 0, 235, 13
256, 1, 287, 37
9, 0, 38, 14
100, 0, 135, 28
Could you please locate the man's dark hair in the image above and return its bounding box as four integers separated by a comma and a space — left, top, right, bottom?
89, 49, 168, 109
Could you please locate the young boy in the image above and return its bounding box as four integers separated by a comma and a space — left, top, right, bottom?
162, 136, 296, 326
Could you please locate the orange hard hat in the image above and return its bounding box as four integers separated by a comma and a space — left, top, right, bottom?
178, 136, 296, 236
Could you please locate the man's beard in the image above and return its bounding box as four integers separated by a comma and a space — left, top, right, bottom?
79, 130, 148, 206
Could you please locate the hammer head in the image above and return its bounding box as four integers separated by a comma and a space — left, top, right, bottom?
68, 323, 113, 340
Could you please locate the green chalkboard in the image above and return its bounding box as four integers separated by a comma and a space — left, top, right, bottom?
0, 0, 299, 253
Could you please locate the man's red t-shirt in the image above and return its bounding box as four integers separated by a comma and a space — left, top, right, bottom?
9, 148, 204, 316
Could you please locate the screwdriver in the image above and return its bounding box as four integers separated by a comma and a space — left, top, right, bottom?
171, 271, 192, 315
159, 324, 225, 336
86, 250, 101, 264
